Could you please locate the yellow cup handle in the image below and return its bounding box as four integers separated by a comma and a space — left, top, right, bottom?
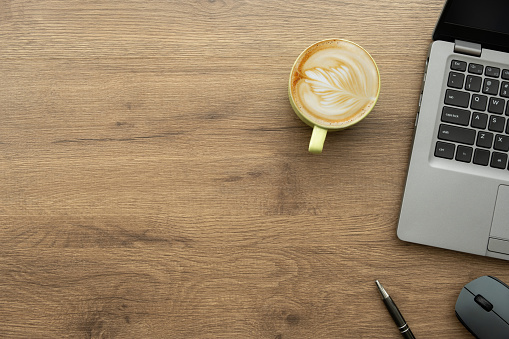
308, 125, 327, 154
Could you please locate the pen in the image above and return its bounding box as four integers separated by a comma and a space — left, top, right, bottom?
375, 280, 416, 339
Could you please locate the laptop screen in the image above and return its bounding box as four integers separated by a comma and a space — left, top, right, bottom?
444, 0, 509, 35
433, 0, 509, 53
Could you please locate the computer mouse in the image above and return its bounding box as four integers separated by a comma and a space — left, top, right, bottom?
455, 275, 509, 339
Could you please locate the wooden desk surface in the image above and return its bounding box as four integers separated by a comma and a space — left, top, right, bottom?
1, 0, 508, 337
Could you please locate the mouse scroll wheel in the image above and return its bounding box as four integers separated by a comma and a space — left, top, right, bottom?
474, 294, 494, 312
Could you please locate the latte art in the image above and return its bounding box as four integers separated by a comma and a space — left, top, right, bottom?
290, 40, 379, 127
304, 65, 370, 114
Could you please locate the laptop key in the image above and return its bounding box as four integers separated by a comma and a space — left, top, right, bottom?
488, 97, 505, 114
472, 112, 488, 129
441, 106, 470, 126
473, 148, 490, 166
435, 141, 455, 159
451, 60, 467, 72
494, 135, 509, 152
491, 152, 508, 169
483, 79, 500, 95
501, 82, 509, 98
486, 66, 501, 78
456, 145, 473, 162
445, 89, 470, 108
466, 75, 482, 92
448, 72, 465, 89
438, 124, 476, 145
471, 94, 488, 111
489, 116, 505, 132
477, 131, 494, 148
469, 63, 484, 75
503, 69, 509, 80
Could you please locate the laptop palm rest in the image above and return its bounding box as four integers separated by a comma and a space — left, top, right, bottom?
488, 185, 509, 255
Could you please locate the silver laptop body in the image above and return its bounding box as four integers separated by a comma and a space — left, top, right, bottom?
397, 0, 509, 260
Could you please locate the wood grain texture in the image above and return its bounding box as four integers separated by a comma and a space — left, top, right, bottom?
1, 0, 507, 338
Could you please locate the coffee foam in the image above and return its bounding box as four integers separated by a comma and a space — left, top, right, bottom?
290, 40, 379, 127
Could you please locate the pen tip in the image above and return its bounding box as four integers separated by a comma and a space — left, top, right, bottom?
375, 280, 389, 299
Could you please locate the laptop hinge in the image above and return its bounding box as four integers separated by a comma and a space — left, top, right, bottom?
454, 40, 482, 57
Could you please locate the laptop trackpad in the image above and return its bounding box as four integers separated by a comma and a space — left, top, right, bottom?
488, 185, 509, 254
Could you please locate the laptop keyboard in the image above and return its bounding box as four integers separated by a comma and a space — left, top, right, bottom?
435, 59, 509, 169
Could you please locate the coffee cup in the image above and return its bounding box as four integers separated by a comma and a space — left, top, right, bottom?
288, 39, 380, 154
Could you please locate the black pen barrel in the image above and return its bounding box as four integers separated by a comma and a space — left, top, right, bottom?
383, 297, 416, 339
383, 296, 406, 326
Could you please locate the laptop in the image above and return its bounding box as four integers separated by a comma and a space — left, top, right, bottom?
397, 0, 509, 260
